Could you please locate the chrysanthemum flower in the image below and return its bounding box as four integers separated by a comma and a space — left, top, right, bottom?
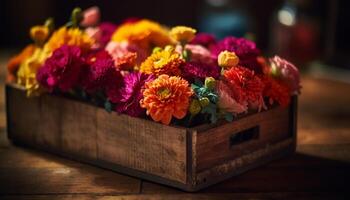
140, 75, 193, 125
181, 61, 220, 82
111, 19, 172, 50
140, 49, 184, 76
212, 37, 262, 73
36, 45, 85, 92
115, 72, 155, 117
44, 27, 94, 52
261, 76, 291, 107
223, 66, 265, 110
269, 56, 301, 95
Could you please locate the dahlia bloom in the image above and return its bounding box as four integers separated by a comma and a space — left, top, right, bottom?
44, 27, 94, 52
80, 50, 120, 94
261, 76, 291, 107
140, 75, 193, 125
7, 44, 36, 82
223, 66, 265, 111
181, 61, 220, 82
269, 56, 301, 95
217, 80, 248, 114
190, 33, 217, 49
115, 72, 155, 117
140, 48, 184, 76
17, 47, 51, 96
105, 41, 137, 70
36, 45, 85, 92
212, 37, 262, 73
111, 19, 173, 50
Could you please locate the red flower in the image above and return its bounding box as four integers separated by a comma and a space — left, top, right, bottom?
261, 76, 291, 107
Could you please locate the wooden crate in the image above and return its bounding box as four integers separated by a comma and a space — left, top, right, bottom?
5, 83, 297, 191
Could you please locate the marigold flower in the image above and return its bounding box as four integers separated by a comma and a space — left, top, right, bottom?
169, 26, 196, 43
17, 47, 51, 96
111, 19, 172, 50
140, 48, 184, 76
140, 75, 193, 125
223, 66, 265, 111
7, 44, 36, 83
44, 27, 94, 52
218, 50, 239, 69
30, 25, 49, 45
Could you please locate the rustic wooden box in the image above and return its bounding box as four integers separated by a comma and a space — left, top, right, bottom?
5, 83, 297, 191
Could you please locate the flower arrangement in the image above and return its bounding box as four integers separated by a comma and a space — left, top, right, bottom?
7, 7, 301, 126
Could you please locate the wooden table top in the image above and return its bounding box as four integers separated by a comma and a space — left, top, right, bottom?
0, 53, 349, 199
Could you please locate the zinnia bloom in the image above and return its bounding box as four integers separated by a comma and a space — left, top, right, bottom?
140, 48, 184, 76
269, 56, 301, 95
212, 37, 262, 73
217, 80, 248, 114
223, 66, 265, 111
44, 27, 94, 53
81, 50, 121, 94
36, 45, 85, 92
111, 19, 172, 50
7, 44, 36, 82
190, 33, 217, 49
140, 75, 193, 125
169, 26, 196, 43
181, 61, 220, 82
261, 76, 291, 107
115, 72, 155, 117
17, 47, 51, 96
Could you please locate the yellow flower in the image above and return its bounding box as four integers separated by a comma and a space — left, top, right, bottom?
30, 25, 49, 45
111, 19, 173, 50
169, 26, 196, 43
218, 50, 239, 68
44, 27, 94, 52
17, 47, 51, 96
140, 48, 184, 76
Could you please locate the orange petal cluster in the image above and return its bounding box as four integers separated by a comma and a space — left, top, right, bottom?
140, 75, 193, 125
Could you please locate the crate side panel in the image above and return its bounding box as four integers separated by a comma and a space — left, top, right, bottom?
6, 85, 40, 143
60, 99, 98, 159
96, 109, 187, 184
196, 106, 290, 172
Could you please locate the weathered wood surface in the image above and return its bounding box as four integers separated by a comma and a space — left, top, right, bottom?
1, 51, 350, 200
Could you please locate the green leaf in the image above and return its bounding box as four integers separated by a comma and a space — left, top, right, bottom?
104, 100, 113, 113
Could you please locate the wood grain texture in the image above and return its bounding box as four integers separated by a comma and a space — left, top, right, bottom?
97, 109, 187, 184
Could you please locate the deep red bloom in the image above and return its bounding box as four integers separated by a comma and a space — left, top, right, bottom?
181, 61, 220, 82
37, 45, 85, 92
190, 33, 217, 49
261, 75, 291, 107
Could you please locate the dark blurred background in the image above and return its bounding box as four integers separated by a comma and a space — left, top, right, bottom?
0, 0, 350, 79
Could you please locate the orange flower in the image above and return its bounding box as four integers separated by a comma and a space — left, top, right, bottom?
140, 75, 193, 125
140, 48, 183, 76
7, 44, 36, 82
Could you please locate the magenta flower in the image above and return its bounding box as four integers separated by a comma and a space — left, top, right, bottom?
81, 50, 122, 95
115, 72, 155, 117
99, 22, 118, 47
181, 61, 220, 82
37, 45, 85, 92
211, 36, 262, 73
190, 33, 217, 49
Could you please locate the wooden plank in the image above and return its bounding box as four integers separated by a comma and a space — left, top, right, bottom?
96, 109, 187, 184
195, 105, 291, 172
60, 99, 97, 159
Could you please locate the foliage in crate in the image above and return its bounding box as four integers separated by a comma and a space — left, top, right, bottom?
6, 6, 301, 127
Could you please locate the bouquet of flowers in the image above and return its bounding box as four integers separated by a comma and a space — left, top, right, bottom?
7, 7, 301, 126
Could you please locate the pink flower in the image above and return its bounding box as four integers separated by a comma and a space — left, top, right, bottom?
115, 72, 155, 117
217, 80, 248, 115
37, 45, 85, 92
176, 44, 215, 65
80, 6, 100, 27
269, 56, 301, 95
85, 22, 118, 49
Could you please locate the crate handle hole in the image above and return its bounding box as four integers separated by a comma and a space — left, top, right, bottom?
229, 126, 260, 148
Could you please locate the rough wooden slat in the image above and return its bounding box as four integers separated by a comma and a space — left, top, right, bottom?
96, 109, 187, 184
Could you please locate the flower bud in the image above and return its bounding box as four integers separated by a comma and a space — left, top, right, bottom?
71, 7, 83, 27
218, 50, 239, 69
169, 26, 196, 43
30, 26, 49, 45
204, 77, 216, 90
189, 99, 201, 115
164, 45, 174, 52
152, 47, 162, 53
199, 97, 210, 107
